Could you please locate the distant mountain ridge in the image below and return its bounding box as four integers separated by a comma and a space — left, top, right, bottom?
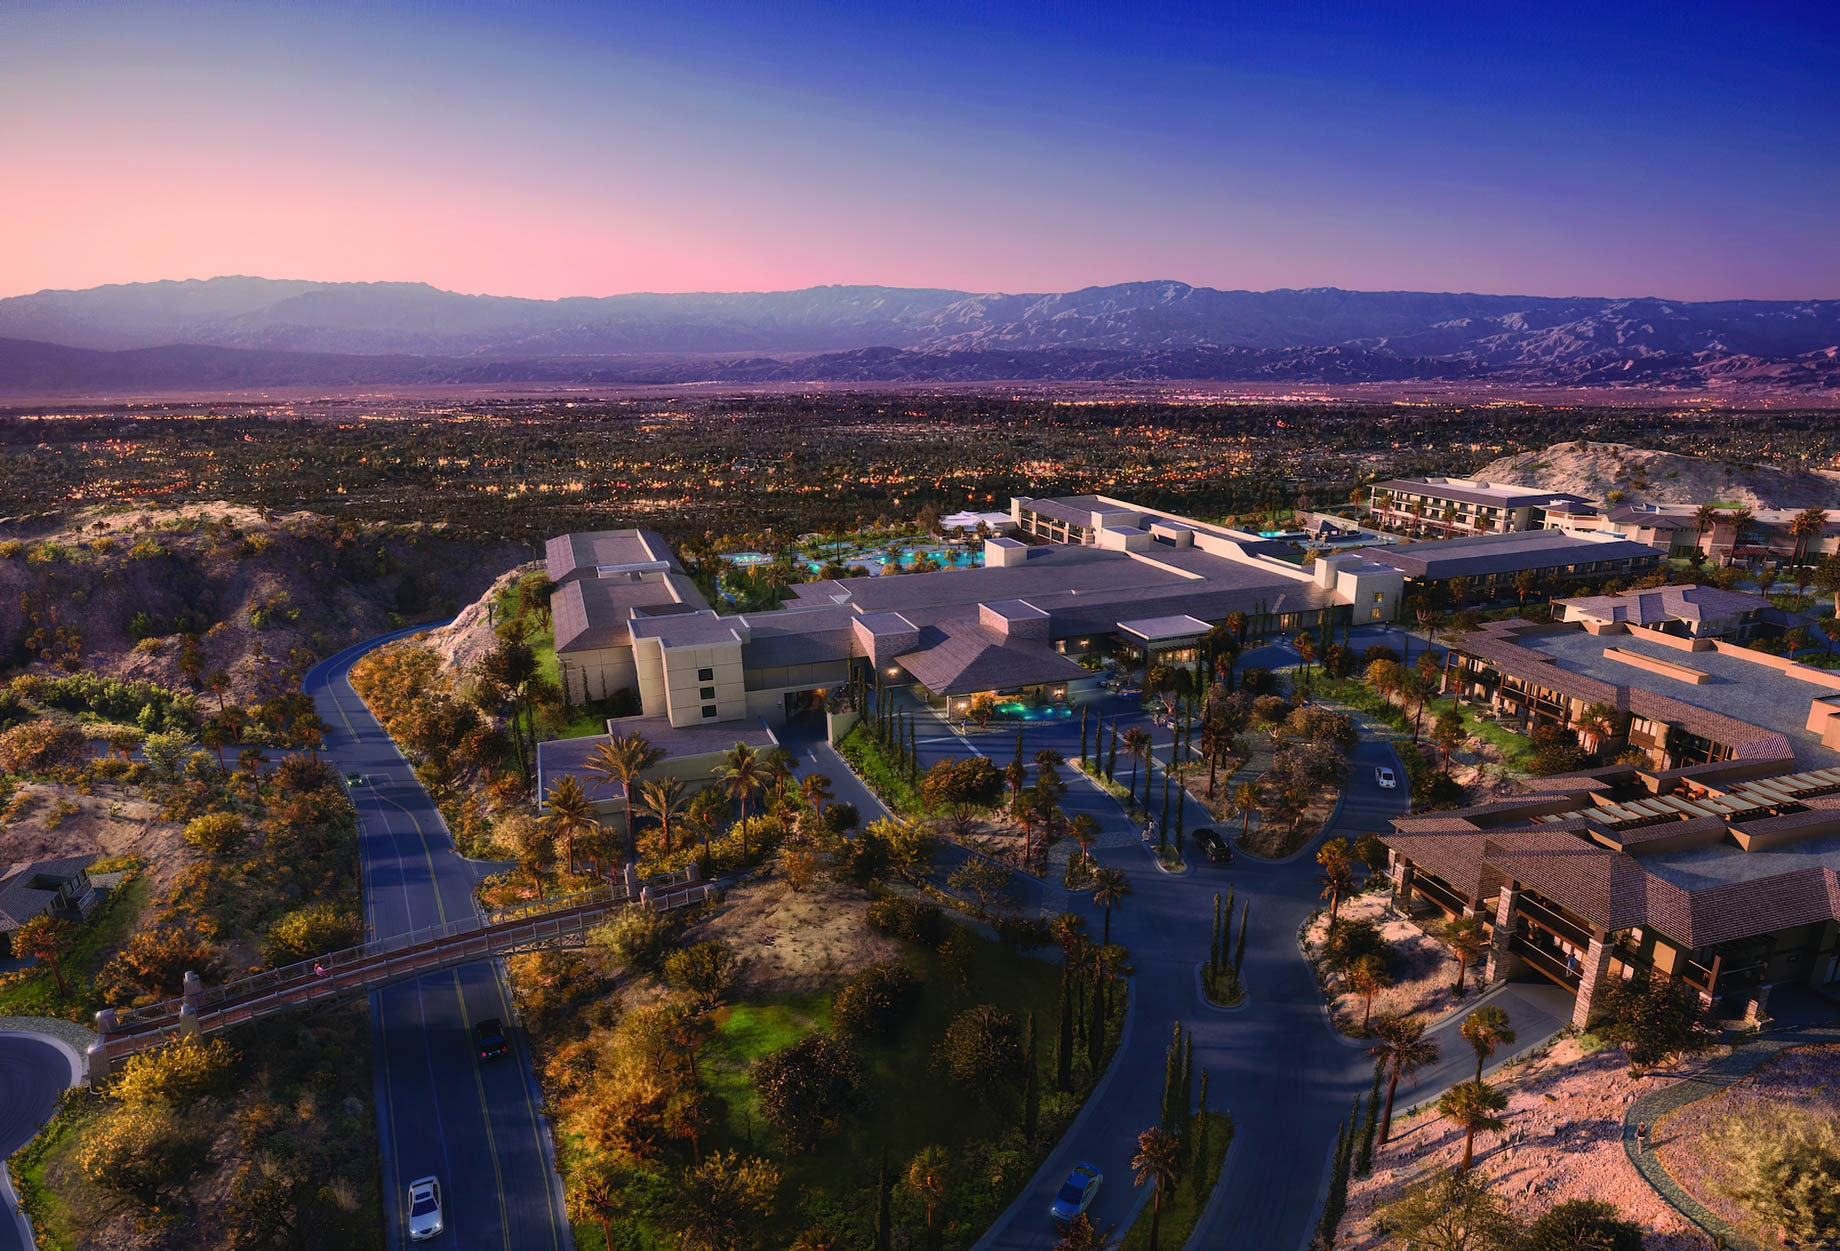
0, 276, 1836, 392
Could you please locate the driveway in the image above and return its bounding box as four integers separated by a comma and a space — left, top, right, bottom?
0, 1034, 79, 1251
305, 629, 574, 1251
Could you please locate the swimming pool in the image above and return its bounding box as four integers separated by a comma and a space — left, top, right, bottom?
996, 701, 1075, 720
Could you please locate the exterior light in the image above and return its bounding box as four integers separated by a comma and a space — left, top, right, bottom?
887, 667, 899, 676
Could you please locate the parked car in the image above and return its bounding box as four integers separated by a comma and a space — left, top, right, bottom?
1374, 766, 1398, 790
1050, 1163, 1103, 1228
407, 1176, 444, 1241
1194, 828, 1233, 863
345, 773, 366, 787
474, 1017, 509, 1061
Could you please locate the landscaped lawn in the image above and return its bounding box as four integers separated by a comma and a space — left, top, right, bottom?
693, 921, 1104, 1248
0, 873, 150, 1020
9, 1092, 101, 1251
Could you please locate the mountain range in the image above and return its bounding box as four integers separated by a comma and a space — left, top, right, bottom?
1, 277, 1836, 394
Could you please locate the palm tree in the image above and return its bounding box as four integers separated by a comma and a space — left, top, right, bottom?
1459, 1006, 1516, 1082
1070, 813, 1099, 868
1121, 728, 1152, 800
902, 1145, 950, 1235
1725, 506, 1754, 558
631, 776, 690, 855
763, 747, 798, 809
1090, 867, 1132, 947
1369, 1013, 1440, 1144
541, 774, 599, 873
1443, 915, 1489, 992
586, 732, 664, 862
1693, 502, 1721, 554
716, 743, 770, 858
1130, 1126, 1183, 1251
1317, 839, 1356, 927
684, 786, 728, 872
1232, 781, 1262, 841
1789, 505, 1829, 571
1438, 1079, 1508, 1171
1345, 954, 1391, 1032
799, 772, 834, 817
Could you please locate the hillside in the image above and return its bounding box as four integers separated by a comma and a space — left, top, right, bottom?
0, 504, 529, 702
1, 277, 1837, 393
1472, 440, 1840, 509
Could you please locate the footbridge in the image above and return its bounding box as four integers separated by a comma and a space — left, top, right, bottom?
89, 869, 714, 1078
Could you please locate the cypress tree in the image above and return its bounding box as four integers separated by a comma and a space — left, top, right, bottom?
1193, 1068, 1212, 1178
1086, 972, 1104, 1072
1055, 968, 1074, 1092
1175, 775, 1187, 849
1159, 771, 1172, 850
1013, 728, 1024, 776
1079, 704, 1089, 765
1356, 1061, 1383, 1176
1179, 1030, 1194, 1151
876, 1145, 892, 1251
1319, 1118, 1350, 1248
908, 717, 918, 781
1023, 1011, 1040, 1141
1106, 727, 1119, 780
1208, 893, 1223, 986
1233, 899, 1248, 970
1161, 1021, 1183, 1133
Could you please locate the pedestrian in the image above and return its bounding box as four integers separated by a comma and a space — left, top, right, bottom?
1635, 1122, 1648, 1153
314, 961, 328, 979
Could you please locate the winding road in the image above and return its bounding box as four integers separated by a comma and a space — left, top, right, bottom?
0, 1032, 81, 1251
305, 629, 573, 1251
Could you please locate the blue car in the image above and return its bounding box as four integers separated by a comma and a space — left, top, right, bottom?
1050, 1162, 1102, 1227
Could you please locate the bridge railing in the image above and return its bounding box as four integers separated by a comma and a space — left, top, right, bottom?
104, 882, 643, 1036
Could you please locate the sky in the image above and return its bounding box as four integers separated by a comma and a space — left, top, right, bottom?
2, 0, 1837, 302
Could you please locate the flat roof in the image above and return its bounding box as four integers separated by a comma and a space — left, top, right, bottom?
545, 529, 678, 583
1118, 614, 1212, 642
1376, 530, 1662, 580
1370, 477, 1595, 511
629, 611, 746, 648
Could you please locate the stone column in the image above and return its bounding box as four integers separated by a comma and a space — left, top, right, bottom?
86, 1039, 109, 1086
1485, 884, 1519, 985
1390, 855, 1415, 906
1571, 931, 1614, 1029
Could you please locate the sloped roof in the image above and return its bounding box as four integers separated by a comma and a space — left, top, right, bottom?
1558, 585, 1768, 626
0, 855, 95, 934
894, 619, 1089, 697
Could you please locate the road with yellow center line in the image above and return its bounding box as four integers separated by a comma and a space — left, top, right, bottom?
306, 628, 571, 1251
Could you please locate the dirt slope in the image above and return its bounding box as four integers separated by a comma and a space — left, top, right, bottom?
1474, 440, 1840, 509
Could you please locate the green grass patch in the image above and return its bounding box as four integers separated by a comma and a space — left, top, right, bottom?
1118, 1112, 1235, 1251
690, 922, 1113, 1248
10, 1091, 102, 1251
836, 723, 928, 816
0, 874, 151, 1020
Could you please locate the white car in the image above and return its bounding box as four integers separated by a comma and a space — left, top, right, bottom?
1374, 766, 1398, 790
408, 1176, 444, 1241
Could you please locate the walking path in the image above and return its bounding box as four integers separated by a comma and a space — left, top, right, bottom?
1623, 996, 1840, 1251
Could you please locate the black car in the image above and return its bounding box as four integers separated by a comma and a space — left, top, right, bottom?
1194, 828, 1233, 863
474, 1017, 509, 1061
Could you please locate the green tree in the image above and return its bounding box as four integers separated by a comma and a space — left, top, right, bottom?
631, 775, 690, 856
1519, 1199, 1645, 1251
181, 810, 246, 855
587, 731, 664, 861
673, 1150, 782, 1251
1379, 1168, 1518, 1251
948, 855, 1014, 918
265, 901, 362, 963
715, 741, 771, 857
1437, 1079, 1508, 1171
1369, 1012, 1440, 1144
663, 941, 740, 1008
110, 1036, 238, 1111
903, 1145, 952, 1241
1459, 1006, 1516, 1082
935, 1004, 1027, 1103
14, 914, 70, 995
79, 1099, 212, 1207
1130, 1126, 1183, 1251
753, 1033, 863, 1150
1344, 954, 1391, 1033
1232, 780, 1261, 841
1588, 974, 1717, 1071
1443, 914, 1489, 993
1090, 866, 1131, 946
1317, 837, 1357, 927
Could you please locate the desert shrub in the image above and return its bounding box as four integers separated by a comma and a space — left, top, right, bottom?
265, 901, 363, 964
866, 896, 945, 948
0, 721, 89, 775
110, 1036, 238, 1111
181, 810, 247, 855
821, 800, 860, 833
1320, 918, 1389, 974
831, 962, 919, 1040
591, 906, 673, 972
1717, 1107, 1840, 1248
753, 1032, 863, 1150
993, 915, 1052, 951
79, 1100, 212, 1207
662, 940, 740, 1007
98, 923, 219, 1003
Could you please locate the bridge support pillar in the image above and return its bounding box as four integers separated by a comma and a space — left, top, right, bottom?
639, 885, 655, 909
86, 1039, 109, 1086
685, 861, 701, 884
623, 863, 641, 897
178, 1000, 200, 1038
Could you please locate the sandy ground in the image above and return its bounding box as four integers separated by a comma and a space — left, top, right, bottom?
686, 873, 901, 995
1305, 889, 1466, 1033
1340, 1036, 1717, 1250
0, 780, 193, 892
1652, 1043, 1840, 1248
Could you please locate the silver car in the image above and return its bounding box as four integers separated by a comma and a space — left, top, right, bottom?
408, 1176, 444, 1241
1375, 765, 1398, 789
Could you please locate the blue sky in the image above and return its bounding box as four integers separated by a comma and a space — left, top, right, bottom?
2, 0, 1835, 299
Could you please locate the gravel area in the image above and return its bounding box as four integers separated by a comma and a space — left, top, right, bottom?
1338, 1037, 1717, 1250
0, 1015, 97, 1054
1305, 889, 1463, 1032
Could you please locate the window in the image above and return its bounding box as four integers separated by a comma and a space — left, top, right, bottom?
699, 685, 716, 700
697, 667, 714, 682
701, 704, 718, 719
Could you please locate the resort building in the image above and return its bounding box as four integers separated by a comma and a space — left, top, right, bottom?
1366, 477, 1594, 537
1377, 530, 1664, 596
0, 855, 98, 957
1388, 613, 1840, 1025
1556, 585, 1784, 640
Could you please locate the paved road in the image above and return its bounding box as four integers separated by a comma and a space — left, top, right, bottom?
947, 628, 1566, 1251
0, 1034, 77, 1251
305, 629, 573, 1251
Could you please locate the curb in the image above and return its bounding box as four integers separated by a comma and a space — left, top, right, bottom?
1192, 963, 1249, 1013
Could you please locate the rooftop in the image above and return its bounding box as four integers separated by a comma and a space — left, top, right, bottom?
1370, 477, 1596, 511
535, 717, 779, 801
894, 618, 1089, 697
0, 855, 95, 933
1376, 530, 1662, 580
545, 529, 678, 583
552, 572, 706, 653
1557, 584, 1770, 627
1117, 613, 1213, 642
